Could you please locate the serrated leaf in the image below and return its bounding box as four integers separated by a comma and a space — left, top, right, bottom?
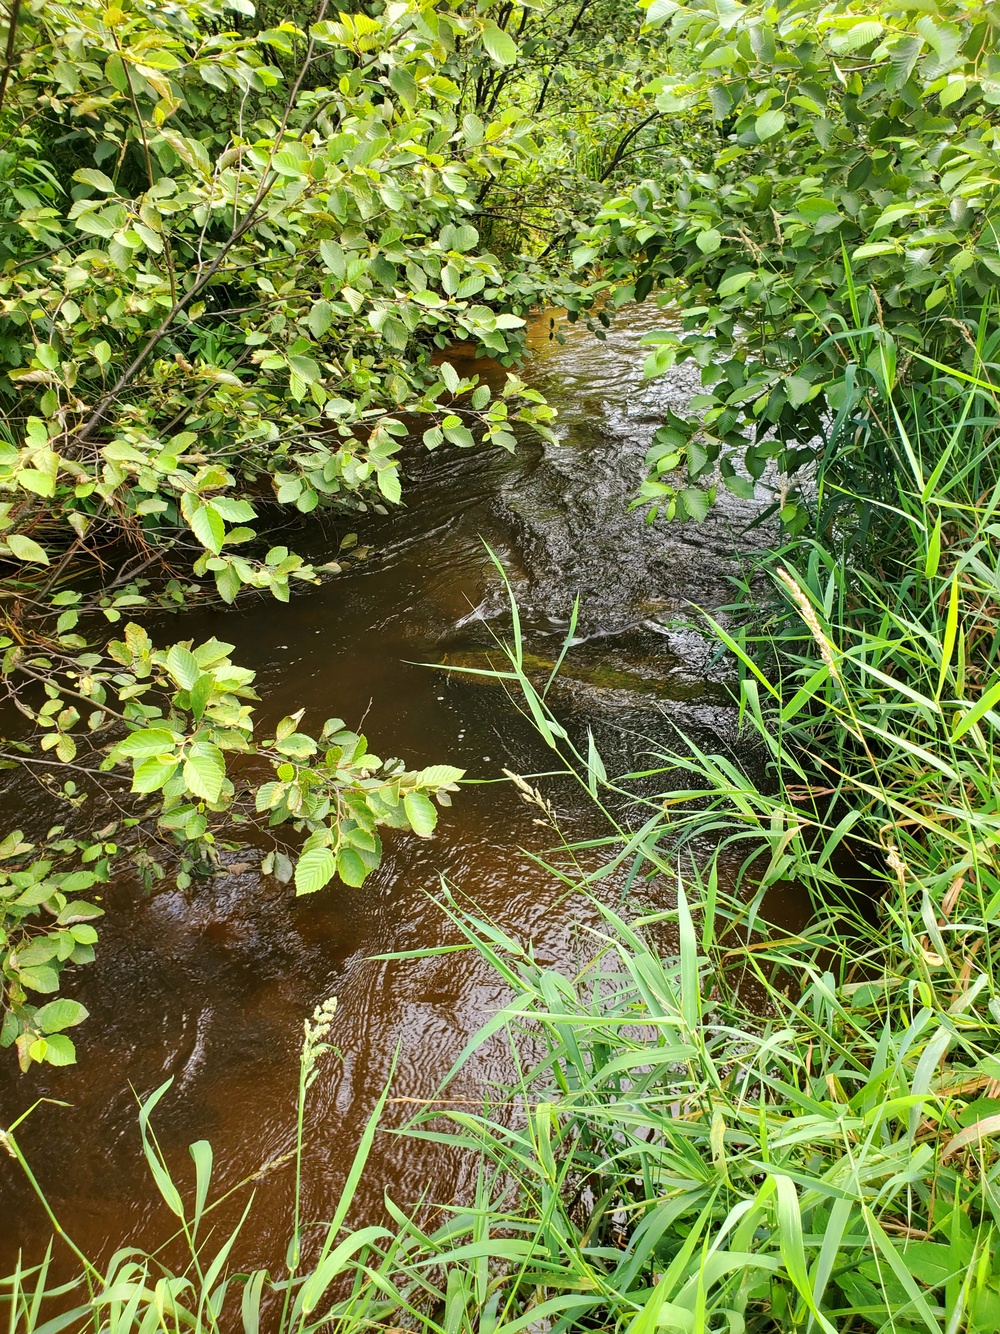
273, 149, 308, 176
444, 424, 475, 448
210, 496, 256, 522
680, 487, 712, 521
755, 109, 785, 140
189, 502, 225, 554
308, 299, 333, 338
295, 846, 336, 895
288, 354, 321, 383
481, 24, 517, 66
116, 727, 182, 759
182, 749, 226, 803
413, 764, 465, 788
132, 756, 178, 792
19, 965, 60, 994
462, 113, 484, 145
15, 882, 58, 907
320, 239, 346, 278
215, 563, 242, 604
403, 790, 438, 838
35, 998, 89, 1034
336, 846, 369, 886
377, 467, 402, 504
42, 1033, 77, 1065
166, 645, 201, 689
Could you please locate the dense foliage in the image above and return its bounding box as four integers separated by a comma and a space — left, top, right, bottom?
0, 0, 616, 1066
7, 0, 1000, 1329
573, 0, 1000, 527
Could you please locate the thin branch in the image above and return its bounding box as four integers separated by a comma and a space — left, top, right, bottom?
534, 0, 590, 116
0, 751, 127, 779
0, 0, 21, 120
599, 112, 661, 182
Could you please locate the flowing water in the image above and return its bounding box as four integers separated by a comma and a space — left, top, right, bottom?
0, 307, 800, 1275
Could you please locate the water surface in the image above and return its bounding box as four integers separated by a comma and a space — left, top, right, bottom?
0, 306, 787, 1274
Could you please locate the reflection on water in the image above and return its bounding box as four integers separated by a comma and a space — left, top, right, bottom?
0, 306, 793, 1275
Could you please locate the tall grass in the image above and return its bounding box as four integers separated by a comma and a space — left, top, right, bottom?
6, 342, 1000, 1332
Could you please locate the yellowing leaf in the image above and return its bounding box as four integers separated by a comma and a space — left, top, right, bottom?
7, 534, 50, 564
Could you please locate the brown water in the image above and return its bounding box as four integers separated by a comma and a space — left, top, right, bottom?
0, 307, 787, 1275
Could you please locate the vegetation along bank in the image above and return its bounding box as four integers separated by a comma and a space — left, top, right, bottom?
2, 0, 1000, 1328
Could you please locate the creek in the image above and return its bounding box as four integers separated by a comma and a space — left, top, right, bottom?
0, 306, 801, 1275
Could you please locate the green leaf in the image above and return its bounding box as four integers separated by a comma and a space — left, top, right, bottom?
288, 355, 322, 383
56, 900, 104, 924
7, 534, 50, 565
829, 18, 882, 52
719, 270, 754, 298
182, 748, 226, 802
377, 467, 402, 504
952, 677, 1000, 742
680, 487, 712, 521
215, 563, 242, 604
389, 64, 418, 109
722, 472, 755, 499
462, 113, 485, 145
57, 871, 98, 894
29, 1035, 77, 1065
444, 423, 475, 448
166, 645, 201, 690
755, 109, 786, 140
481, 24, 518, 66
403, 790, 438, 838
440, 224, 479, 253
19, 965, 61, 994
275, 732, 317, 758
34, 999, 89, 1033
413, 764, 465, 787
189, 674, 214, 722
337, 846, 369, 886
190, 502, 225, 554
18, 468, 56, 498
273, 149, 308, 176
15, 937, 59, 967
116, 727, 181, 759
308, 299, 333, 339
210, 497, 256, 522
319, 239, 346, 278
696, 228, 722, 254
132, 757, 178, 792
73, 168, 117, 193
295, 846, 337, 896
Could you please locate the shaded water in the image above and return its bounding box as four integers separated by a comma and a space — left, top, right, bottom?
0, 307, 792, 1274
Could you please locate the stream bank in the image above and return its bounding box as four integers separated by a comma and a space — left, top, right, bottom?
0, 306, 793, 1274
